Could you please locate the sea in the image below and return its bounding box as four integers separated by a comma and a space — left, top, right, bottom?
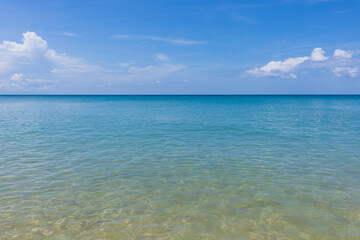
0, 95, 359, 239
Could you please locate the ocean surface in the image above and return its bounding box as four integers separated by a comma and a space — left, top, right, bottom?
0, 95, 359, 240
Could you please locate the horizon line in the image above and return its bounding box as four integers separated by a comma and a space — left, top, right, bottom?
1, 94, 360, 96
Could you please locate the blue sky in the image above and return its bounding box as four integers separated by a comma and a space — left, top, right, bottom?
0, 0, 360, 94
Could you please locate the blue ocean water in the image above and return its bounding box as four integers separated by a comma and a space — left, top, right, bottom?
0, 95, 359, 239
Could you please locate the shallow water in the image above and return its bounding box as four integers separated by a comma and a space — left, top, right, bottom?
0, 95, 359, 239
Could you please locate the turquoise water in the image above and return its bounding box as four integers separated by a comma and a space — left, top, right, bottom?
0, 95, 359, 239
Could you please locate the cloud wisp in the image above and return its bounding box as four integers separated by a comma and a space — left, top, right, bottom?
57, 32, 79, 37
156, 53, 170, 62
110, 54, 184, 84
333, 67, 358, 78
111, 34, 205, 45
118, 63, 185, 83
0, 72, 54, 91
244, 47, 359, 78
45, 49, 101, 73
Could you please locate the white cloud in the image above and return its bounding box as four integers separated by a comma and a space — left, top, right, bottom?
1, 31, 188, 92
156, 53, 170, 62
260, 56, 309, 72
0, 32, 48, 72
111, 35, 204, 45
310, 47, 329, 61
246, 56, 309, 78
333, 49, 352, 58
333, 67, 358, 78
0, 31, 47, 53
10, 73, 24, 81
244, 47, 360, 78
0, 31, 98, 74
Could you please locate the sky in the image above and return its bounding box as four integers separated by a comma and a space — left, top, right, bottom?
0, 0, 360, 94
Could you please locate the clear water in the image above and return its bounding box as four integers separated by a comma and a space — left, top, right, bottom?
0, 95, 359, 240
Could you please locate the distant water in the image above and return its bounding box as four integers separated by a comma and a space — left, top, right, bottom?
0, 95, 359, 239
